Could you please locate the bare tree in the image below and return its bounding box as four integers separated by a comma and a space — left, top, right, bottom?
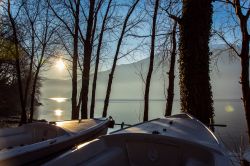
143, 0, 160, 122
215, 0, 250, 139
102, 0, 140, 117
90, 0, 112, 118
29, 2, 57, 122
49, 0, 107, 119
48, 0, 81, 119
80, 0, 96, 119
72, 0, 81, 119
21, 0, 40, 116
7, 0, 27, 124
165, 20, 177, 116
159, 0, 181, 117
76, 0, 104, 118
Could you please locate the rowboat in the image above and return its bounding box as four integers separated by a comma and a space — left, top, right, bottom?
0, 118, 111, 165
44, 114, 232, 166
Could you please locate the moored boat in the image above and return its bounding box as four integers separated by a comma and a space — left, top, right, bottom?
0, 118, 111, 165
44, 114, 233, 166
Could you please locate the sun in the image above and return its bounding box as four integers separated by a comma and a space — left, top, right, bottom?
55, 59, 65, 71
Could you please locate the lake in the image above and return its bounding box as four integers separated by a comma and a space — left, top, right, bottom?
35, 98, 248, 154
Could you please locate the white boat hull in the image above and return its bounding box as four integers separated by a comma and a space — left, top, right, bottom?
44, 114, 232, 166
0, 118, 110, 165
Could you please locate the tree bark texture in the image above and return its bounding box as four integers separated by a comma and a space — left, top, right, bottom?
179, 0, 214, 125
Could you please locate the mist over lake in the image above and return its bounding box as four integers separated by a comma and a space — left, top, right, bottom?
37, 52, 248, 151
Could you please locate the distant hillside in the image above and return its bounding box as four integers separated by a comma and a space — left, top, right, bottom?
41, 49, 243, 100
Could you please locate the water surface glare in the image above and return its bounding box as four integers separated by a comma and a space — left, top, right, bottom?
49, 98, 68, 103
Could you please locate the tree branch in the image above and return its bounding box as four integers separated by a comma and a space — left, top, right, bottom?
213, 29, 240, 57
47, 0, 74, 36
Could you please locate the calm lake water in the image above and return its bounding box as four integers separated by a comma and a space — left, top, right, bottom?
35, 98, 248, 153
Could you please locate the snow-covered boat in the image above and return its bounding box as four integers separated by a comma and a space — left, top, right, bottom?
0, 118, 111, 165
44, 114, 232, 166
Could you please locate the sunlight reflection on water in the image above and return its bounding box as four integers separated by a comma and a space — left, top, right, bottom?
49, 98, 68, 103
54, 109, 63, 117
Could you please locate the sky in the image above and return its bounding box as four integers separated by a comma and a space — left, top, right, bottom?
42, 0, 246, 80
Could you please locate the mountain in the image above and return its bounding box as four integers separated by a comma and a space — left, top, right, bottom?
41, 49, 243, 100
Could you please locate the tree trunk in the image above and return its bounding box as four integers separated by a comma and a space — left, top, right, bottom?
29, 65, 40, 123
239, 17, 250, 140
102, 0, 140, 117
165, 20, 177, 117
143, 0, 159, 122
29, 41, 47, 122
29, 19, 49, 122
76, 88, 82, 114
28, 4, 55, 122
179, 0, 214, 125
241, 53, 250, 138
16, 58, 26, 124
90, 0, 112, 118
71, 0, 80, 120
7, 0, 27, 124
81, 0, 95, 119
24, 26, 35, 112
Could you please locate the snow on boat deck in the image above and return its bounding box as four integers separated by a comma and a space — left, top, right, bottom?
113, 116, 219, 147
54, 119, 101, 134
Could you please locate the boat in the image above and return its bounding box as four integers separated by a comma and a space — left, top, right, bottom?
44, 114, 233, 166
0, 117, 111, 165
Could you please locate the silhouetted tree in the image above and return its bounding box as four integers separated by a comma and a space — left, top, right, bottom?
80, 0, 96, 119
160, 0, 181, 117
90, 0, 112, 118
102, 0, 140, 117
0, 34, 23, 116
28, 2, 57, 122
7, 0, 27, 124
48, 0, 80, 119
215, 0, 250, 140
179, 0, 214, 125
165, 20, 177, 116
22, 0, 40, 115
72, 0, 81, 119
0, 9, 41, 119
143, 0, 160, 122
